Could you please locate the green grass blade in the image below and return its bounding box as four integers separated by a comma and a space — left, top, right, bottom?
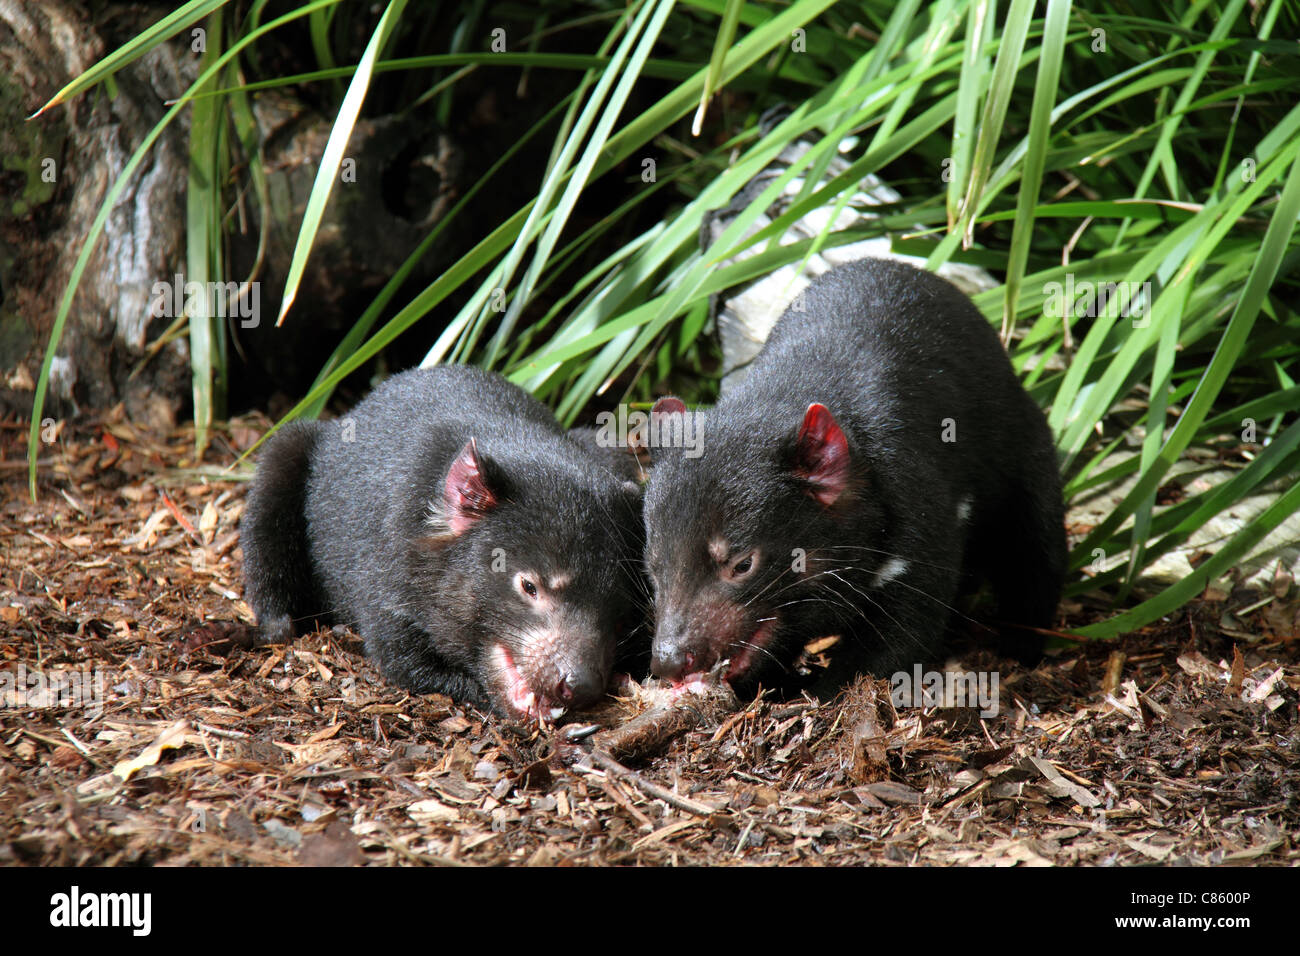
948, 0, 992, 225
956, 0, 1035, 246
274, 0, 410, 326
1116, 280, 1187, 599
30, 0, 234, 117
185, 8, 225, 456
693, 0, 745, 135
1001, 0, 1070, 338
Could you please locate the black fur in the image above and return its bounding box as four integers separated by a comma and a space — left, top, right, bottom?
643, 258, 1066, 696
241, 366, 646, 718
566, 425, 647, 483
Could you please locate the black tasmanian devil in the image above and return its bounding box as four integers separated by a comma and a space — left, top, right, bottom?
240, 366, 645, 722
643, 257, 1066, 696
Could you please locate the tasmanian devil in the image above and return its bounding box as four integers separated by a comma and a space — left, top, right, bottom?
643, 258, 1066, 696
240, 365, 646, 722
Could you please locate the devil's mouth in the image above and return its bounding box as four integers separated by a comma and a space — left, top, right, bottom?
491, 645, 565, 723
670, 617, 779, 693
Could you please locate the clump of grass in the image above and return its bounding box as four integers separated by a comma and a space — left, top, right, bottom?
30, 0, 1300, 637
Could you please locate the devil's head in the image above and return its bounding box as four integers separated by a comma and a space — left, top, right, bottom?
643, 398, 880, 693
412, 437, 644, 721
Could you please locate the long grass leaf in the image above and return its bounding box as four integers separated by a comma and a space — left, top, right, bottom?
274, 0, 410, 326
1001, 0, 1070, 339
31, 0, 234, 117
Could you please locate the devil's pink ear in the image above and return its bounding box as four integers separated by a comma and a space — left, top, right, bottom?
793, 403, 850, 506
443, 438, 499, 534
651, 397, 687, 417
647, 397, 689, 464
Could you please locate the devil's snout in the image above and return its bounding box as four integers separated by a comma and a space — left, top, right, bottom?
651, 613, 714, 680
553, 662, 606, 709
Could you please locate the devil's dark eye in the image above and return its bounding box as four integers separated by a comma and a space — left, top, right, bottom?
725, 551, 758, 581
519, 577, 538, 599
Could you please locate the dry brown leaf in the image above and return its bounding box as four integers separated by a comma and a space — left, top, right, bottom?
110, 719, 190, 782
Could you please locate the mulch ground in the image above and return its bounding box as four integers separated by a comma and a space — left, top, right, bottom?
2, 410, 1298, 866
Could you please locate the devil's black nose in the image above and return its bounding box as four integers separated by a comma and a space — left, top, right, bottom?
554, 667, 605, 710
651, 639, 706, 681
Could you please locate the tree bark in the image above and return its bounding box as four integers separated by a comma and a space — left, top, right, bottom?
0, 0, 193, 430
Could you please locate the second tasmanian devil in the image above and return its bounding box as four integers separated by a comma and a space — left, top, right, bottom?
240, 365, 645, 721
643, 258, 1066, 695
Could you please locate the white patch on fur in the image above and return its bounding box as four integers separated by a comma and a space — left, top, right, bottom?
424, 498, 453, 537
872, 557, 909, 589
956, 495, 973, 523
707, 537, 729, 563
547, 573, 571, 591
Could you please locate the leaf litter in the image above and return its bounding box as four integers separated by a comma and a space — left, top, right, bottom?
1, 413, 1298, 866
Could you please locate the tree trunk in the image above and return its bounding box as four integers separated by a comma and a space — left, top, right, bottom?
0, 0, 193, 431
